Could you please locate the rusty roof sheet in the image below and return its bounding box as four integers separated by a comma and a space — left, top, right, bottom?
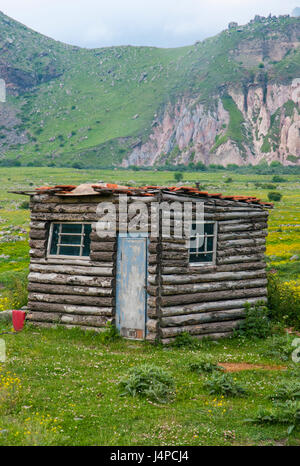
27, 183, 273, 207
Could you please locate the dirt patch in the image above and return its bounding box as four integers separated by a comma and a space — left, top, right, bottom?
218, 362, 287, 372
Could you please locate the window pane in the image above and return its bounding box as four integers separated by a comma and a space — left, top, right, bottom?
59, 246, 81, 256
48, 223, 91, 257
206, 236, 214, 251
83, 224, 92, 256
191, 223, 214, 235
190, 235, 205, 253
189, 222, 216, 265
190, 252, 213, 263
50, 224, 59, 255
61, 223, 82, 234
204, 223, 214, 235
190, 239, 205, 254
60, 234, 82, 245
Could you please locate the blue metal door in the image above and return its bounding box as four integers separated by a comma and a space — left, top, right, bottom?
116, 233, 148, 340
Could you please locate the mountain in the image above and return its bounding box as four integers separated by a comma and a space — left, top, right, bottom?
292, 8, 300, 17
0, 11, 299, 168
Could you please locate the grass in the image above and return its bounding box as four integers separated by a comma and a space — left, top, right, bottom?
0, 166, 299, 300
0, 166, 299, 445
221, 95, 245, 148
1, 11, 300, 167
0, 323, 300, 446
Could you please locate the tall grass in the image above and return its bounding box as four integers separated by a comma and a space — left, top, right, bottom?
268, 273, 300, 330
0, 273, 28, 311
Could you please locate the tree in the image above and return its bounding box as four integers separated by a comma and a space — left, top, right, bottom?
272, 175, 285, 183
174, 172, 183, 182
195, 161, 207, 171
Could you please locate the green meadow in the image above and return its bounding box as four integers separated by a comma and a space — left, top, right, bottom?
0, 323, 300, 446
0, 166, 299, 299
0, 167, 299, 446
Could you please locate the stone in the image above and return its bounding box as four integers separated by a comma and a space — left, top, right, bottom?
290, 255, 299, 261
0, 310, 12, 322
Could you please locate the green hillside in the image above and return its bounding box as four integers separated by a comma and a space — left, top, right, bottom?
0, 11, 299, 167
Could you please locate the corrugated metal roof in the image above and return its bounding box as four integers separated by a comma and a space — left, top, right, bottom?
27, 183, 273, 207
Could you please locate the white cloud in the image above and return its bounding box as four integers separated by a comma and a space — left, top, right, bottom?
0, 0, 298, 48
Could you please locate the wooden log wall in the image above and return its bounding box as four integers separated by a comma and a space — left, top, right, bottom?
147, 194, 269, 344
27, 193, 160, 339
27, 191, 270, 344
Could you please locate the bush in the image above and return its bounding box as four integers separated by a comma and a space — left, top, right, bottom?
0, 159, 21, 167
268, 191, 282, 202
261, 183, 276, 189
119, 364, 175, 403
174, 172, 183, 183
203, 372, 246, 397
269, 382, 300, 402
272, 175, 285, 183
247, 401, 300, 435
286, 366, 300, 378
72, 162, 84, 169
263, 334, 294, 361
174, 172, 183, 182
171, 332, 201, 348
268, 274, 300, 329
235, 301, 272, 339
189, 358, 223, 374
98, 322, 120, 344
19, 200, 29, 210
225, 177, 233, 183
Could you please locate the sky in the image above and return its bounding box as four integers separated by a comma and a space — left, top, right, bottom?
0, 0, 299, 48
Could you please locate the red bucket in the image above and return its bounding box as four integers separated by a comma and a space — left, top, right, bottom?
12, 310, 26, 332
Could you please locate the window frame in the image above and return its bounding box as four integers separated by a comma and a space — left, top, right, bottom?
47, 222, 92, 259
188, 221, 218, 267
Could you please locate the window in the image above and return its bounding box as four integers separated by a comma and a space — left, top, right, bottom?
48, 223, 92, 258
189, 222, 217, 265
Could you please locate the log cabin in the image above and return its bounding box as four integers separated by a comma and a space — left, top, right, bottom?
15, 183, 273, 344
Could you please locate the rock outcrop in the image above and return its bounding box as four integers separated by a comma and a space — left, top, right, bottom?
125, 79, 300, 167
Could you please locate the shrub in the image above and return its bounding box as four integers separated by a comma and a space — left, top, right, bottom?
261, 183, 276, 189
268, 191, 282, 202
263, 334, 294, 361
189, 358, 223, 374
225, 176, 233, 183
247, 401, 300, 435
235, 301, 272, 339
72, 162, 84, 169
203, 372, 246, 397
171, 332, 201, 348
269, 382, 300, 402
272, 175, 285, 183
268, 274, 300, 329
119, 364, 175, 403
98, 322, 120, 344
286, 365, 300, 377
174, 172, 183, 182
19, 200, 29, 210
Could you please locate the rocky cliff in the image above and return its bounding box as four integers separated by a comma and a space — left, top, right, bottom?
125, 79, 300, 167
